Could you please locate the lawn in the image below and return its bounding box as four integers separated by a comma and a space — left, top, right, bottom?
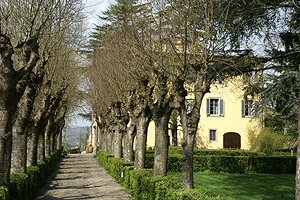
168, 172, 295, 200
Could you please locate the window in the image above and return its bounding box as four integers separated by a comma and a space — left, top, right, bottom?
206, 98, 224, 116
241, 100, 258, 117
209, 129, 217, 141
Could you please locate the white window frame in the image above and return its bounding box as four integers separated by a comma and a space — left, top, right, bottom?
206, 98, 224, 116
209, 129, 217, 142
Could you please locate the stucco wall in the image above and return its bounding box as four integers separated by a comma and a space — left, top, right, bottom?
146, 77, 262, 150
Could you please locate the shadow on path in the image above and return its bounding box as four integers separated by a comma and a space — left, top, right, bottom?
35, 154, 131, 200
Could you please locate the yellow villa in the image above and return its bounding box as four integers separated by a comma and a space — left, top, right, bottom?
147, 75, 263, 150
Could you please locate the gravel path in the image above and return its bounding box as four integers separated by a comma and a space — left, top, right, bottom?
35, 154, 131, 200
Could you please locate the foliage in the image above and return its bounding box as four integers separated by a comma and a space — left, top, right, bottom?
248, 128, 290, 155
26, 166, 40, 197
97, 149, 294, 199
98, 149, 230, 200
166, 189, 231, 200
96, 150, 114, 169
10, 173, 29, 200
8, 149, 64, 200
145, 154, 295, 174
147, 147, 261, 156
129, 169, 153, 200
264, 114, 298, 139
0, 185, 8, 200
123, 166, 134, 190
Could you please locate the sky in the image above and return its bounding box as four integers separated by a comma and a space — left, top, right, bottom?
69, 0, 115, 127
83, 0, 115, 32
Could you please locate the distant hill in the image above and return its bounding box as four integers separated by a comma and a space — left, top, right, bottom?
65, 126, 90, 149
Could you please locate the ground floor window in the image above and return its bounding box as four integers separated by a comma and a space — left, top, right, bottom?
209, 129, 217, 141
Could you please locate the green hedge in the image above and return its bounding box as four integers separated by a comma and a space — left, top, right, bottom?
145, 155, 296, 174
166, 189, 231, 200
96, 150, 231, 200
146, 147, 262, 157
10, 173, 29, 200
0, 185, 8, 200
8, 149, 64, 200
97, 150, 114, 169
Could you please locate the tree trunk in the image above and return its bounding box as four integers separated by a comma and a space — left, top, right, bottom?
180, 104, 195, 189
38, 132, 45, 161
180, 76, 207, 189
123, 122, 136, 162
153, 109, 171, 176
295, 91, 300, 199
58, 129, 63, 150
102, 126, 108, 152
171, 123, 178, 146
30, 130, 39, 166
113, 127, 122, 158
11, 127, 27, 173
134, 114, 151, 169
0, 109, 13, 187
45, 117, 54, 156
109, 131, 114, 154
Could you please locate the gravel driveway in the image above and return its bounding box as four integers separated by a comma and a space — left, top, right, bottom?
35, 154, 131, 200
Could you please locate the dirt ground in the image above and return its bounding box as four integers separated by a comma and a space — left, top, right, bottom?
35, 154, 131, 200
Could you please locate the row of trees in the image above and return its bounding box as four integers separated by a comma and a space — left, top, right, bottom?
88, 0, 299, 190
0, 0, 86, 198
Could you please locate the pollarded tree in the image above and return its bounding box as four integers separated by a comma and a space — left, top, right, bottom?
8, 0, 85, 174
147, 0, 275, 187
88, 0, 155, 167
0, 0, 84, 188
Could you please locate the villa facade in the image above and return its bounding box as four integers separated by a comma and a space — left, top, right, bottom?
147, 76, 262, 150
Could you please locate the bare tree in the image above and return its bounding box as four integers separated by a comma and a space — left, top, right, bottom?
0, 1, 84, 186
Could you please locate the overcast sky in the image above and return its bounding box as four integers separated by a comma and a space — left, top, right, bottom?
83, 0, 115, 32
69, 1, 115, 127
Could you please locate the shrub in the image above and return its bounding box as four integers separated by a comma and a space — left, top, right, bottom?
8, 149, 64, 200
37, 160, 47, 184
166, 189, 231, 200
123, 166, 134, 190
193, 149, 261, 157
146, 154, 295, 174
245, 156, 296, 174
0, 185, 8, 200
10, 173, 29, 200
139, 176, 181, 200
155, 177, 181, 200
129, 169, 153, 200
248, 128, 290, 155
27, 166, 41, 197
167, 155, 182, 172
106, 157, 133, 183
207, 156, 245, 173
97, 150, 114, 169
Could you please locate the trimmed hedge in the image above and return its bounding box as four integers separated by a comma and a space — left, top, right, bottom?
0, 185, 8, 200
166, 189, 231, 200
147, 147, 262, 157
10, 173, 29, 200
8, 148, 65, 200
145, 154, 296, 174
96, 150, 230, 200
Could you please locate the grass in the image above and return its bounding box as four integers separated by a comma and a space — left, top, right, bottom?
168, 172, 295, 200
